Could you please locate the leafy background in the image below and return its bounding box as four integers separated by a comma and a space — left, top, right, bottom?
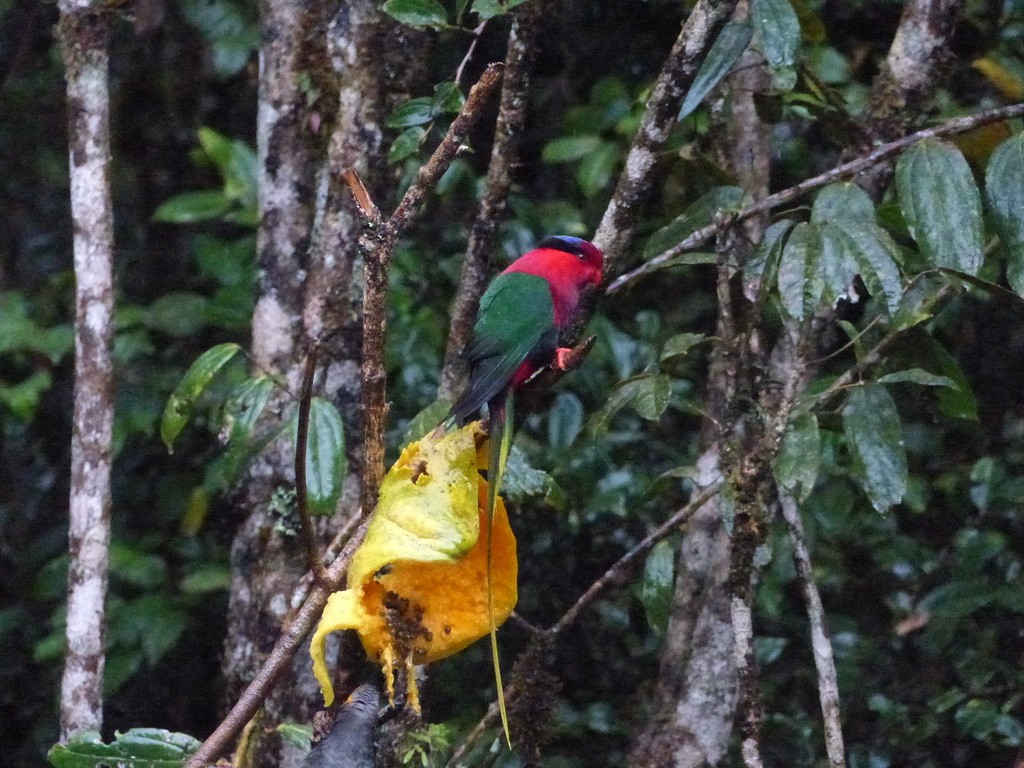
3, 0, 1024, 766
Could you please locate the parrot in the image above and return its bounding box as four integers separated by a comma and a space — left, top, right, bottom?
449, 234, 604, 745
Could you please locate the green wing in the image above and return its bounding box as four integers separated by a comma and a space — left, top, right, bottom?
451, 272, 555, 420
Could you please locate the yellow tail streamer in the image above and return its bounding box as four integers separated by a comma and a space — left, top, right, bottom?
487, 391, 514, 748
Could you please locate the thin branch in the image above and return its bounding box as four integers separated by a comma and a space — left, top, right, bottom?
608, 101, 1024, 293
594, 0, 740, 276
295, 345, 330, 584
57, 0, 115, 740
185, 522, 368, 768
446, 483, 723, 766
780, 494, 846, 768
439, 5, 542, 402
358, 63, 504, 515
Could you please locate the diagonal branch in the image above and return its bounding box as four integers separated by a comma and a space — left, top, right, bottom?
608, 101, 1024, 293
780, 494, 846, 768
594, 0, 739, 277
57, 0, 115, 740
357, 63, 504, 515
438, 4, 543, 402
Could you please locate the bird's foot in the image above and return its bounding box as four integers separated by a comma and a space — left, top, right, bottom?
554, 347, 574, 370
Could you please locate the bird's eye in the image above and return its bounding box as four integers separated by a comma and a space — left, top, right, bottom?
576, 252, 586, 260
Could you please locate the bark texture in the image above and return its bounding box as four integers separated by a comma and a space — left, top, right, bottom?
57, 0, 115, 741
593, 0, 738, 277
222, 2, 396, 765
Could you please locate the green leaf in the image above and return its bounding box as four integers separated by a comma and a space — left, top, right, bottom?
842, 383, 907, 513
927, 338, 979, 421
744, 218, 793, 299
637, 540, 675, 635
896, 139, 984, 274
160, 343, 241, 451
387, 96, 437, 128
542, 135, 605, 164
49, 728, 201, 768
811, 182, 874, 224
146, 292, 211, 337
891, 273, 947, 331
877, 369, 958, 388
382, 0, 448, 28
402, 398, 452, 444
179, 0, 259, 78
660, 332, 708, 363
575, 141, 619, 198
472, 0, 530, 20
590, 373, 671, 435
502, 445, 561, 503
304, 397, 347, 516
276, 723, 313, 753
778, 222, 823, 320
643, 186, 745, 260
153, 190, 232, 223
0, 371, 53, 421
432, 81, 465, 114
180, 564, 231, 594
823, 219, 904, 314
221, 376, 274, 482
198, 128, 257, 208
389, 126, 426, 164
679, 22, 753, 119
751, 0, 801, 87
774, 410, 820, 502
547, 391, 584, 451
985, 132, 1024, 296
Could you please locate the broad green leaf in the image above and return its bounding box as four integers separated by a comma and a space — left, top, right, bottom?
381, 0, 448, 28
755, 636, 788, 665
402, 398, 452, 444
774, 410, 820, 501
198, 128, 257, 208
304, 397, 347, 516
388, 126, 426, 164
637, 540, 675, 635
811, 182, 874, 224
778, 221, 823, 320
660, 332, 708, 363
818, 222, 858, 308
842, 383, 907, 513
276, 723, 313, 753
387, 97, 437, 128
180, 564, 231, 594
590, 373, 671, 435
877, 369, 958, 388
547, 391, 584, 451
927, 338, 979, 421
744, 218, 794, 300
751, 0, 800, 89
679, 22, 753, 119
472, 0, 530, 20
221, 376, 275, 482
502, 445, 561, 503
160, 343, 241, 451
146, 292, 211, 337
432, 81, 465, 114
643, 186, 745, 260
823, 219, 904, 314
985, 132, 1024, 296
891, 273, 947, 331
542, 135, 604, 164
179, 0, 259, 78
576, 141, 619, 198
49, 728, 200, 768
896, 139, 984, 274
0, 371, 53, 421
153, 190, 231, 223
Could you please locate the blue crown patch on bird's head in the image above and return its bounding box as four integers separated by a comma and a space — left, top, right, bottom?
538, 235, 587, 255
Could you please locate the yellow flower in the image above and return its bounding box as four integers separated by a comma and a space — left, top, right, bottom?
310, 422, 518, 709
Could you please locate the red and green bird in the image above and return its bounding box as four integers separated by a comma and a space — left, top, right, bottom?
449, 234, 603, 742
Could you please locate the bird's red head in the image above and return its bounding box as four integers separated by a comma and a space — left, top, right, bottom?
503, 235, 604, 326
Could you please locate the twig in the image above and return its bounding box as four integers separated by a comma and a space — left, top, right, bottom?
439, 5, 541, 401
593, 0, 740, 276
295, 345, 330, 584
57, 0, 115, 740
357, 63, 505, 515
445, 483, 722, 766
608, 101, 1024, 293
184, 526, 367, 768
780, 494, 846, 768
454, 20, 487, 87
